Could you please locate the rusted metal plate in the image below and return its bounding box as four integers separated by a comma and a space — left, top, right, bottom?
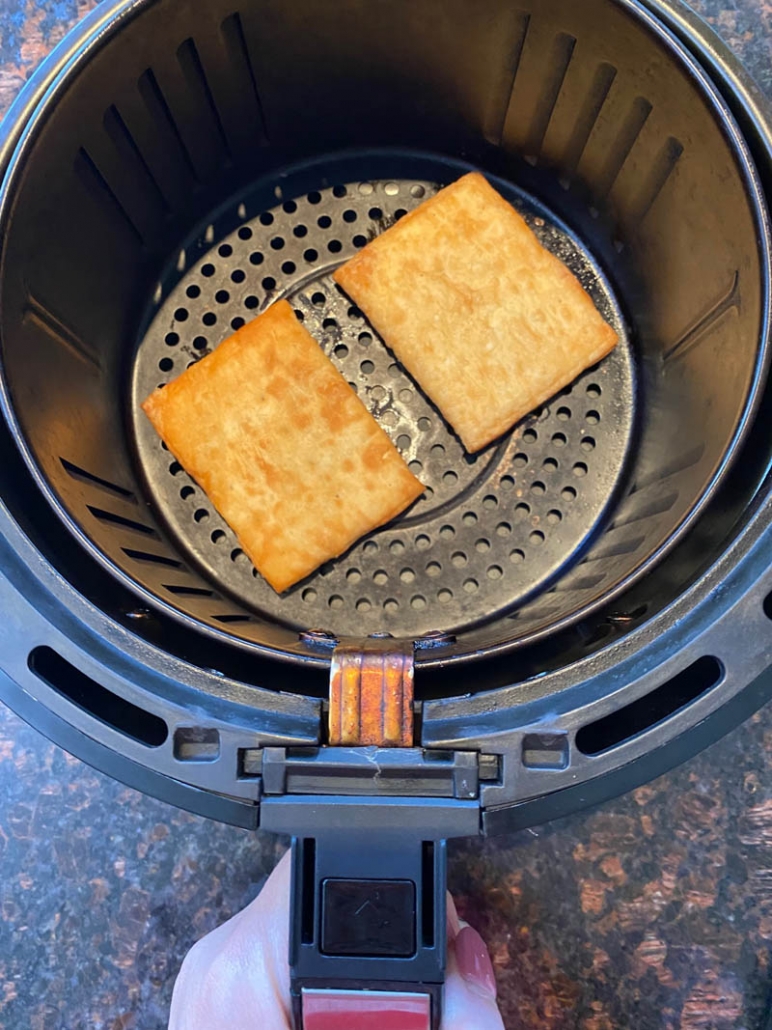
329, 638, 414, 747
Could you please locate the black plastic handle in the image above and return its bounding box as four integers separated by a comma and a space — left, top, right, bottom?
261, 795, 480, 1030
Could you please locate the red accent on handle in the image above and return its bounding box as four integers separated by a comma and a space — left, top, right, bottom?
302, 989, 431, 1030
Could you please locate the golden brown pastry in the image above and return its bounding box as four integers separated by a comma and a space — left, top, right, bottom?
334, 172, 618, 453
142, 300, 423, 592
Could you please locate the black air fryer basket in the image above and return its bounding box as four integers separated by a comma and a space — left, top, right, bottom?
2, 0, 772, 1024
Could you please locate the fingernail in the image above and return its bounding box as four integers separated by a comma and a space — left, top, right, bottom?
446, 892, 461, 941
455, 925, 497, 1000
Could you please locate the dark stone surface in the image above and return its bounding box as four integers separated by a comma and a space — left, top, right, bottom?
2, 0, 772, 1028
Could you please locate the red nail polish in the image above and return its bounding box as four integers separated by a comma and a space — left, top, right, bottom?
455, 925, 497, 999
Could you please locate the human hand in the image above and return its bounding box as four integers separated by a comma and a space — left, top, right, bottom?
169, 851, 504, 1030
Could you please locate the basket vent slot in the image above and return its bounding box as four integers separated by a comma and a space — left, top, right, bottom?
29, 646, 168, 747
576, 655, 723, 756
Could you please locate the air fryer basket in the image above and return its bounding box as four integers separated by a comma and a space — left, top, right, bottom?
0, 0, 768, 670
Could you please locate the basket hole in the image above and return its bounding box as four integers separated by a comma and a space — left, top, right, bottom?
396, 434, 411, 450
334, 343, 349, 360
586, 410, 601, 425
530, 530, 545, 546
353, 235, 367, 248
302, 588, 317, 603
369, 207, 383, 220
293, 224, 308, 238
332, 185, 347, 198
259, 211, 274, 225
231, 317, 245, 331
543, 458, 559, 472
231, 269, 246, 284
409, 460, 423, 474
230, 548, 245, 563
439, 525, 455, 540
475, 539, 490, 553
411, 595, 427, 610
312, 291, 326, 307
218, 243, 232, 258
202, 312, 217, 326
438, 589, 453, 604
29, 647, 167, 748
343, 209, 357, 223
363, 540, 379, 554
463, 578, 479, 594
328, 240, 343, 254
323, 317, 338, 330
384, 182, 399, 196
304, 249, 318, 263
581, 437, 596, 452
390, 540, 405, 555
245, 296, 259, 309
463, 512, 478, 526
211, 529, 225, 543
418, 417, 432, 432
194, 508, 209, 523
487, 565, 503, 580
186, 284, 201, 299
174, 307, 189, 322
500, 475, 514, 490
522, 733, 569, 770
547, 509, 563, 525
523, 428, 538, 443
249, 252, 264, 265
576, 656, 723, 756
346, 568, 362, 584
452, 551, 468, 567
561, 486, 577, 501
510, 549, 525, 563
238, 225, 253, 239
384, 598, 399, 612
159, 357, 173, 372
400, 568, 416, 583
531, 481, 546, 496
359, 182, 374, 195
443, 471, 458, 486
552, 433, 567, 447
426, 561, 442, 577
411, 184, 426, 198
483, 495, 498, 509
373, 569, 389, 585
317, 215, 332, 229
165, 332, 179, 346
416, 534, 431, 550
356, 598, 372, 613
270, 236, 285, 251
431, 444, 446, 458
282, 261, 296, 275
180, 486, 195, 500
573, 462, 589, 477
515, 503, 531, 519
496, 522, 512, 537
513, 453, 528, 468
587, 383, 602, 398
262, 277, 276, 291
361, 360, 375, 374
201, 264, 215, 277
557, 407, 572, 421
307, 191, 322, 205
328, 595, 344, 610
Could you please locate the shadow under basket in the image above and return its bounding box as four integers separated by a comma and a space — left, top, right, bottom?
0, 0, 769, 683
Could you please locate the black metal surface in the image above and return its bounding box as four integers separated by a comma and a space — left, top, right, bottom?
0, 0, 771, 837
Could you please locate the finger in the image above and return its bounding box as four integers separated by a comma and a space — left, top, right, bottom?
442, 916, 504, 1030
169, 850, 293, 1030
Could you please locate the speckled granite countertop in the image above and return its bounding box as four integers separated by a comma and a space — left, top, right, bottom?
2, 1, 772, 1028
